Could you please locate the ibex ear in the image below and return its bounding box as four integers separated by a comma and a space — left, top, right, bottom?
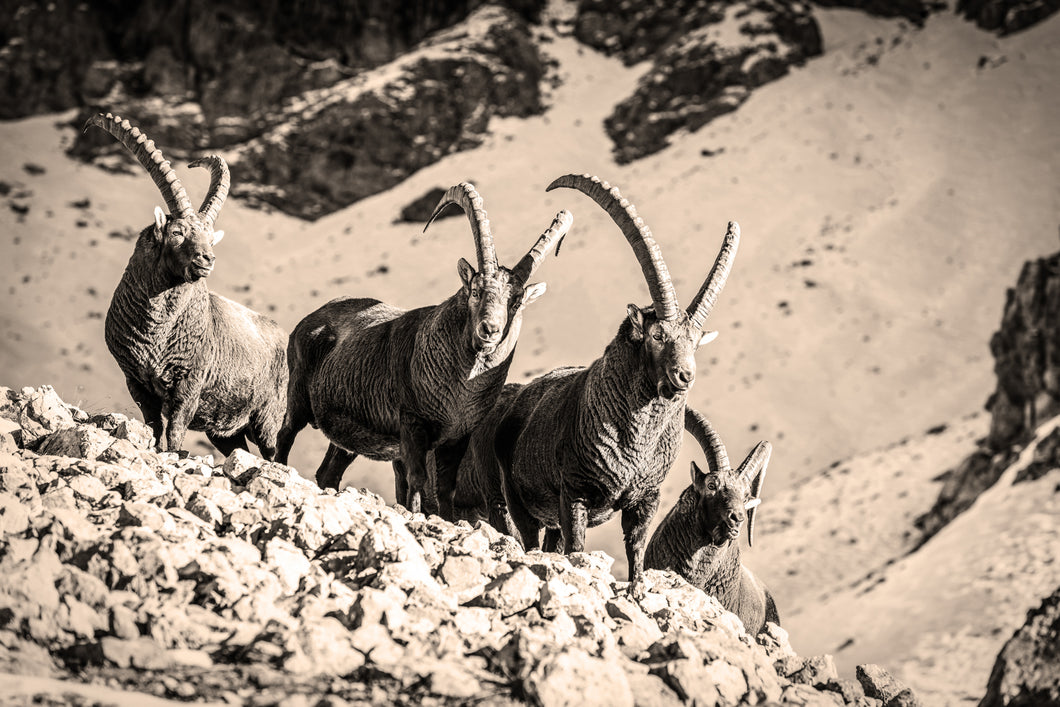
691, 460, 707, 493
457, 258, 475, 292
698, 330, 719, 348
627, 304, 645, 341
522, 282, 546, 307
211, 230, 224, 246
153, 207, 167, 237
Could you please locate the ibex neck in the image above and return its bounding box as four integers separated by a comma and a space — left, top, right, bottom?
422, 292, 516, 390
578, 335, 685, 452
110, 245, 211, 331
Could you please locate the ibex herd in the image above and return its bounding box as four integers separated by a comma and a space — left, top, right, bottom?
86, 114, 780, 635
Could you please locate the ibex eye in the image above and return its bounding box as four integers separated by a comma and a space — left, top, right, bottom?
707, 480, 718, 492
652, 332, 663, 341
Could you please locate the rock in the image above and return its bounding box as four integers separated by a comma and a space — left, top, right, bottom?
525, 648, 635, 707
981, 585, 1060, 707
117, 501, 175, 533
37, 425, 115, 460
788, 654, 840, 686
264, 538, 311, 594
397, 186, 468, 223
65, 474, 108, 504
230, 5, 545, 220
957, 0, 1060, 34
472, 566, 543, 614
857, 664, 921, 706
811, 0, 944, 24
16, 386, 76, 446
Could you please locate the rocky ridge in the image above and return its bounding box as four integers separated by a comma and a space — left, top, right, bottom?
0, 384, 918, 706
915, 249, 1060, 543
980, 584, 1060, 707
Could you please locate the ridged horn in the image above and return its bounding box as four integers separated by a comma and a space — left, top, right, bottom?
84, 113, 194, 220
510, 210, 573, 285
736, 440, 772, 547
687, 221, 740, 330
424, 183, 497, 274
547, 174, 679, 320
187, 155, 230, 225
685, 408, 730, 474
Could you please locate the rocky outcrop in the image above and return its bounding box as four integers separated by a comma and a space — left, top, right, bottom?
810, 0, 945, 25
0, 384, 914, 705
229, 7, 546, 220
916, 251, 1060, 542
67, 5, 545, 221
980, 585, 1060, 706
573, 0, 822, 164
957, 0, 1060, 34
2, 0, 544, 122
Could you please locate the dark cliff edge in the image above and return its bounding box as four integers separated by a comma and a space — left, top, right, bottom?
914, 247, 1060, 545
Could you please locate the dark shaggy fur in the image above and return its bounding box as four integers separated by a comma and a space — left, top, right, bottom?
645, 415, 778, 635
106, 224, 288, 457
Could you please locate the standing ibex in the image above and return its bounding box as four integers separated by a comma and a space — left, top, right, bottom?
465, 174, 739, 582
86, 113, 288, 458
645, 409, 778, 635
276, 183, 571, 517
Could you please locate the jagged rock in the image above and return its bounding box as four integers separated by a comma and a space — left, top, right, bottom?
957, 0, 1060, 33
231, 6, 545, 220
1015, 426, 1060, 483
0, 386, 919, 705
917, 249, 1060, 543
11, 386, 77, 447
573, 0, 821, 163
525, 648, 635, 707
38, 425, 115, 461
472, 565, 544, 614
981, 585, 1060, 707
857, 664, 922, 706
810, 0, 944, 24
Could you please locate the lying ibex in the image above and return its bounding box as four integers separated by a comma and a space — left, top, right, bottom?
86, 113, 288, 458
645, 409, 778, 635
276, 183, 571, 517
465, 174, 739, 582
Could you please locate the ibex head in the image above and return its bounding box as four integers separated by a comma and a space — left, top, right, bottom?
425, 183, 571, 356
546, 174, 738, 399
85, 113, 230, 283
685, 409, 771, 547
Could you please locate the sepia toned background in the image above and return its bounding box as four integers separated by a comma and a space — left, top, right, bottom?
2, 1, 1058, 703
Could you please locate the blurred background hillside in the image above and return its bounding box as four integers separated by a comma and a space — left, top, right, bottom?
2, 0, 1058, 703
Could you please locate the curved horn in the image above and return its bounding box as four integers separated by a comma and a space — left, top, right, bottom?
684, 408, 730, 474
510, 210, 573, 284
424, 183, 497, 274
187, 155, 230, 225
547, 174, 679, 320
736, 440, 772, 547
686, 221, 740, 330
84, 113, 194, 220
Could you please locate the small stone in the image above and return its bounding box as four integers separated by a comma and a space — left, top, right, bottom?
37, 425, 114, 461
525, 648, 634, 707
264, 537, 311, 594
789, 654, 839, 686
857, 664, 921, 706
110, 605, 140, 640
100, 635, 165, 669
66, 473, 108, 503
186, 492, 224, 527
472, 566, 543, 614
117, 501, 174, 533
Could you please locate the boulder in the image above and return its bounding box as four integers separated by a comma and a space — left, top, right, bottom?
980, 585, 1060, 706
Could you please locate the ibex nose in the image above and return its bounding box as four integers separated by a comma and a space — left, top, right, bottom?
478, 320, 502, 341
196, 251, 216, 266
672, 366, 694, 389
727, 510, 742, 526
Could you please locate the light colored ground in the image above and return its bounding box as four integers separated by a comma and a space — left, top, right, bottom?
1, 3, 1058, 703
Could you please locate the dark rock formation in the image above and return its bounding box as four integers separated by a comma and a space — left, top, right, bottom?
0, 384, 915, 705
65, 5, 545, 220
397, 186, 474, 224
981, 585, 1060, 706
572, 0, 822, 164
957, 0, 1060, 34
916, 250, 1060, 542
810, 0, 945, 25
230, 7, 546, 219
